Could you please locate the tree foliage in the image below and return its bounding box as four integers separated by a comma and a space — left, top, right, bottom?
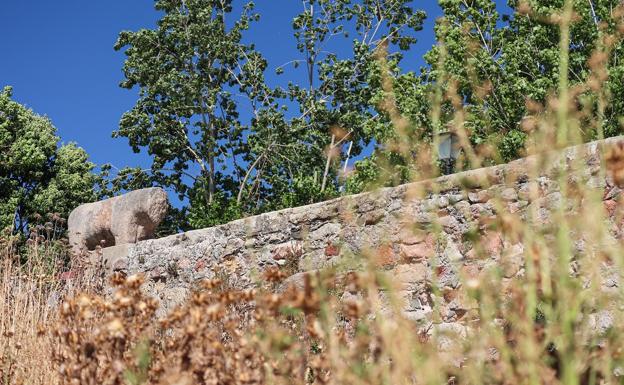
114, 0, 425, 229
0, 86, 96, 235
349, 0, 624, 191
420, 0, 624, 161
112, 0, 624, 230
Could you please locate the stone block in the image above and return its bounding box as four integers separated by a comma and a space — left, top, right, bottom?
400, 240, 435, 261
68, 187, 168, 255
392, 263, 428, 291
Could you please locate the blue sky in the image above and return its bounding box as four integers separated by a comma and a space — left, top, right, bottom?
0, 1, 508, 173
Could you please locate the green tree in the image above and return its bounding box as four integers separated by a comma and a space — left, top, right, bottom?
502, 0, 624, 142
114, 0, 286, 229
282, 0, 426, 195
414, 0, 624, 162
0, 86, 96, 235
349, 0, 624, 191
114, 0, 426, 229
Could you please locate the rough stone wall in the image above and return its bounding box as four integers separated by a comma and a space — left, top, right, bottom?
96, 137, 622, 320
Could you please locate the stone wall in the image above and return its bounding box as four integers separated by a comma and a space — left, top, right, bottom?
96, 137, 622, 319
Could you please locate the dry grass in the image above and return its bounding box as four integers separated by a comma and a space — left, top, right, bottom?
0, 236, 64, 384
0, 231, 104, 385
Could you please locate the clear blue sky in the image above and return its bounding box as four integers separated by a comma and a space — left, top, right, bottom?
0, 1, 508, 172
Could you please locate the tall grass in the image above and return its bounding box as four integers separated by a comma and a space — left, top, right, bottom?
4, 2, 624, 384
0, 235, 63, 385
0, 231, 102, 385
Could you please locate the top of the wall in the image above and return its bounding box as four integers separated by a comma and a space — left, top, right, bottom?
96, 136, 620, 273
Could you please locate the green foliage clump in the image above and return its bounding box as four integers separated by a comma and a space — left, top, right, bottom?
0, 86, 96, 235
421, 0, 624, 159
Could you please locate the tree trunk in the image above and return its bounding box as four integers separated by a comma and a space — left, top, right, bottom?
199, 98, 216, 206
321, 134, 336, 193
208, 123, 216, 205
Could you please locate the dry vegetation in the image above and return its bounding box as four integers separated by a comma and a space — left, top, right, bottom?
5, 2, 624, 384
